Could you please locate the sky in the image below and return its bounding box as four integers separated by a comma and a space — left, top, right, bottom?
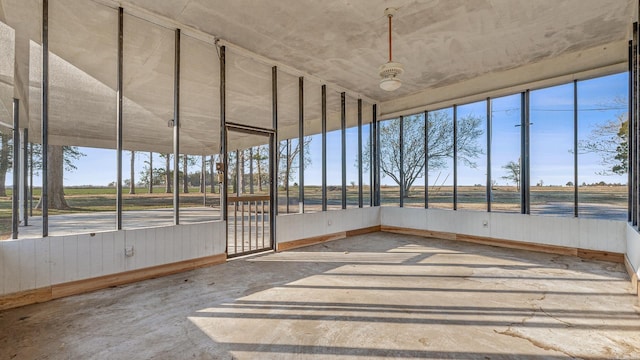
12, 72, 629, 189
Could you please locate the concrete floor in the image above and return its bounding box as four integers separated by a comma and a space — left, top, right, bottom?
1, 232, 639, 359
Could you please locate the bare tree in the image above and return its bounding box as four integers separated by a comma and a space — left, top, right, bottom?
278, 137, 312, 187
364, 111, 483, 197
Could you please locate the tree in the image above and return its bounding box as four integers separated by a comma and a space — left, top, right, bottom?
129, 150, 136, 194
138, 166, 165, 187
278, 137, 312, 187
0, 132, 11, 197
164, 153, 172, 193
578, 99, 628, 175
182, 154, 197, 193
363, 112, 483, 197
501, 160, 520, 190
252, 146, 268, 192
32, 145, 86, 209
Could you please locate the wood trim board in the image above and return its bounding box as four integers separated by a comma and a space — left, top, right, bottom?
0, 253, 226, 311
380, 226, 625, 264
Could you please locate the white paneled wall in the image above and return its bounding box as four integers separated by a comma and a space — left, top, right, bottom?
276, 207, 380, 244
0, 221, 226, 296
381, 207, 627, 253
627, 224, 640, 277
1, 207, 637, 298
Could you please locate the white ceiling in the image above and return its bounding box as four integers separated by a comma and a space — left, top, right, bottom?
0, 0, 636, 153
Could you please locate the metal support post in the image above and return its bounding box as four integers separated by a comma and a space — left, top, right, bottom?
299, 77, 304, 213
12, 99, 20, 239
486, 98, 492, 212
173, 29, 181, 225
321, 85, 327, 211
357, 99, 363, 208
42, 0, 49, 237
341, 92, 346, 209
453, 105, 458, 210
116, 7, 123, 229
399, 116, 404, 207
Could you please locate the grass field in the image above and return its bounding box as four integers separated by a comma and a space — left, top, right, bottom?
0, 185, 628, 239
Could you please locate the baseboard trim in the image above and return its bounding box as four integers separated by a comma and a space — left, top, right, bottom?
624, 255, 639, 297
381, 226, 625, 264
277, 225, 381, 252
277, 232, 346, 252
0, 253, 227, 311
0, 287, 52, 311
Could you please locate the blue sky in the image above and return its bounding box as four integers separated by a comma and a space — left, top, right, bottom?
19, 73, 628, 188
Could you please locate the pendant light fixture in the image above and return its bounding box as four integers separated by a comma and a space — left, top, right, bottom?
379, 7, 404, 91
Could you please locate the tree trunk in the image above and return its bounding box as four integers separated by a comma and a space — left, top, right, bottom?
209, 155, 215, 194
148, 152, 153, 193
165, 153, 172, 193
0, 133, 10, 197
35, 145, 69, 209
129, 150, 135, 194
256, 150, 263, 192
249, 148, 254, 194
183, 154, 188, 193
238, 150, 244, 194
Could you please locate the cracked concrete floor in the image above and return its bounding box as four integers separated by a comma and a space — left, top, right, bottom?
1, 232, 639, 359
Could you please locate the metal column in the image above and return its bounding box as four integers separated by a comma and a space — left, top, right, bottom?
12, 99, 20, 239
299, 77, 304, 213
424, 111, 429, 208
357, 99, 363, 208
235, 150, 240, 194
116, 7, 123, 230
635, 21, 640, 229
399, 116, 404, 207
373, 104, 380, 206
573, 80, 579, 217
22, 128, 28, 226
627, 38, 636, 222
321, 85, 327, 211
271, 66, 278, 246
486, 98, 492, 212
41, 0, 49, 237
173, 29, 181, 225
369, 119, 374, 206
220, 46, 227, 222
453, 105, 458, 210
341, 92, 346, 209
29, 143, 33, 216
520, 91, 531, 214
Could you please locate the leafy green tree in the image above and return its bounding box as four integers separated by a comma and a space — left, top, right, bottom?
501, 160, 521, 190
30, 144, 86, 209
578, 99, 628, 175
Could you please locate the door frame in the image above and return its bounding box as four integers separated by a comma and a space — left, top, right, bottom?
224, 122, 276, 256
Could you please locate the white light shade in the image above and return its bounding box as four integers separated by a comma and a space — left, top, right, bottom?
380, 77, 402, 91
